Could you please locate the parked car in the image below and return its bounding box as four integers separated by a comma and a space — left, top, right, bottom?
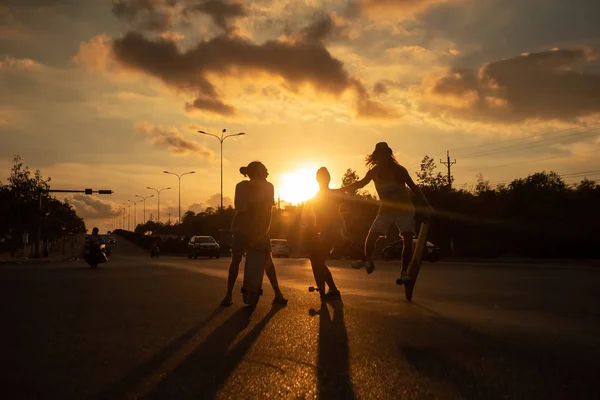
188, 235, 220, 259
107, 236, 116, 244
380, 238, 441, 262
270, 239, 290, 258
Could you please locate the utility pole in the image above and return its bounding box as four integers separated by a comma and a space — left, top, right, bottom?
440, 151, 457, 189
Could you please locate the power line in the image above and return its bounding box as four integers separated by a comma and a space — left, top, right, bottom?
456, 148, 600, 173
447, 124, 600, 156
457, 128, 600, 160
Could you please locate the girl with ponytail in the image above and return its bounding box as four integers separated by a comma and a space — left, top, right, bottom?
220, 161, 288, 306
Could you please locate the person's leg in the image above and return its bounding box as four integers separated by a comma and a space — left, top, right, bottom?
221, 235, 246, 306
265, 255, 288, 303
310, 250, 328, 297
396, 213, 416, 283
400, 231, 415, 276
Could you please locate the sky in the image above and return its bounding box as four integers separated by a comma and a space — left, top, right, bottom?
1, 0, 600, 232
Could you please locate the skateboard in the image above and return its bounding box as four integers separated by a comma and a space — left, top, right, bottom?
241, 236, 270, 307
398, 215, 430, 302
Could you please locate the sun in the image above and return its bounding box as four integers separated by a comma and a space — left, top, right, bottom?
277, 167, 320, 205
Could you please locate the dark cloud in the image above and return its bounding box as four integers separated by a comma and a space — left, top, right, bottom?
373, 81, 388, 95
113, 31, 393, 118
427, 48, 600, 121
111, 0, 247, 32
185, 96, 235, 115
184, 0, 247, 31
135, 121, 213, 157
354, 79, 398, 118
301, 13, 335, 43
420, 0, 600, 67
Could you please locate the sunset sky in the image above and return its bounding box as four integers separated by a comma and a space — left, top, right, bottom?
1, 0, 600, 232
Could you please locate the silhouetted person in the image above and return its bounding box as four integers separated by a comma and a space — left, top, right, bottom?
345, 142, 431, 282
220, 161, 288, 307
84, 227, 104, 269
304, 167, 369, 302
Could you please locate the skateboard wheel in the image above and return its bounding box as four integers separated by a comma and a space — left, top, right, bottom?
395, 279, 403, 286
308, 286, 316, 292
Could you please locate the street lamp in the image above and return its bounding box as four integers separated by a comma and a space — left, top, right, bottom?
122, 202, 130, 231
146, 186, 170, 223
128, 199, 143, 230
163, 171, 195, 224
198, 128, 245, 211
135, 194, 154, 224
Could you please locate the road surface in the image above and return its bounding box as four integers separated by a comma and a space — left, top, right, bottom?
1, 237, 599, 399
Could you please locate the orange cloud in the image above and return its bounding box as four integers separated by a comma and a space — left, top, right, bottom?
418, 48, 600, 123
71, 34, 115, 72
0, 56, 43, 71
111, 31, 398, 119
135, 121, 214, 158
349, 0, 458, 20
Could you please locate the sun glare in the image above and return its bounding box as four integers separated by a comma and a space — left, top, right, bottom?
277, 167, 320, 205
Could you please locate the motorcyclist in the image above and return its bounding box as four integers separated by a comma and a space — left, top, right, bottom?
84, 227, 105, 269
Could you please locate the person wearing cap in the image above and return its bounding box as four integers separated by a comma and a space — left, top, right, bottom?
344, 142, 431, 283
302, 167, 370, 302
219, 161, 288, 307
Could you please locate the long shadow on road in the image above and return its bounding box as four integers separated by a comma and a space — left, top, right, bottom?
98, 307, 225, 400
310, 301, 356, 400
145, 304, 284, 399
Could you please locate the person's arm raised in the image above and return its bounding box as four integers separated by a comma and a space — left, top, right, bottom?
341, 169, 374, 193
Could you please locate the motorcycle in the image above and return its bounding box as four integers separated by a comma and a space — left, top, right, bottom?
150, 244, 160, 258
84, 242, 109, 269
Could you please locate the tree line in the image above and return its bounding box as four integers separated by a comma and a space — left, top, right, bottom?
133, 156, 600, 259
0, 156, 86, 255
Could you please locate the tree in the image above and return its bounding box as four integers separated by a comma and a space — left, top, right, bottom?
341, 168, 360, 189
7, 155, 50, 201
475, 173, 492, 195
416, 156, 448, 190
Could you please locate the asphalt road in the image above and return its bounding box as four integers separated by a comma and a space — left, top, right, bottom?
1, 237, 599, 399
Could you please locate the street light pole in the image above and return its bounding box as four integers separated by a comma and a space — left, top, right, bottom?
146, 187, 170, 223
128, 199, 143, 230
122, 202, 130, 231
135, 194, 154, 224
163, 171, 195, 224
198, 128, 245, 210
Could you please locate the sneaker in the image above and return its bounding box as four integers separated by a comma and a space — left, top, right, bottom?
324, 289, 342, 301
272, 295, 289, 305
350, 260, 366, 269
220, 295, 233, 307
366, 259, 375, 274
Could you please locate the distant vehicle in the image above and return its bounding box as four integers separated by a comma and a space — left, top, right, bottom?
188, 235, 220, 259
270, 239, 290, 258
107, 236, 116, 244
380, 238, 440, 262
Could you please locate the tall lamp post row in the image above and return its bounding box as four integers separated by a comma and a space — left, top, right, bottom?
113, 128, 245, 230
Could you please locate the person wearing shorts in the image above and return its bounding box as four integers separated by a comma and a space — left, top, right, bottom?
303, 167, 369, 302
345, 142, 431, 283
220, 161, 288, 307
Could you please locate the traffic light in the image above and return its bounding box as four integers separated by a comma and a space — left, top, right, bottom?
98, 190, 113, 194
85, 188, 93, 195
